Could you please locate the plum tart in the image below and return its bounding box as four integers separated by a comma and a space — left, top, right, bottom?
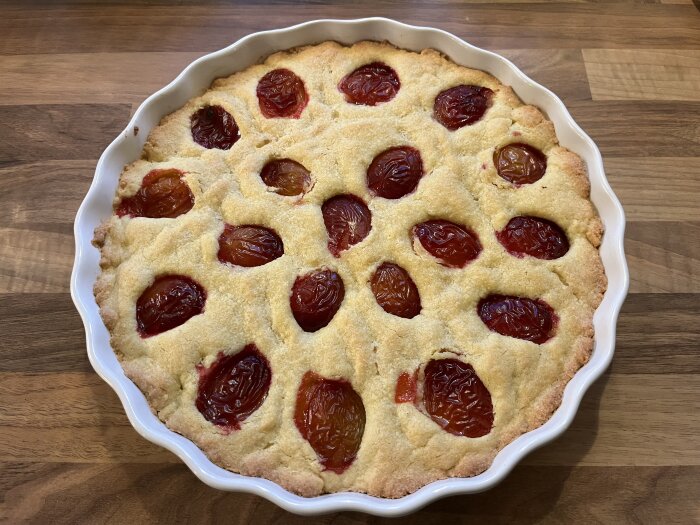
94, 41, 606, 498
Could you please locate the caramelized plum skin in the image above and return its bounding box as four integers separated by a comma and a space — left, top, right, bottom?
291, 269, 345, 332
338, 62, 400, 106
370, 263, 421, 318
478, 295, 557, 344
433, 85, 494, 130
190, 105, 240, 149
257, 68, 309, 119
260, 159, 312, 196
423, 358, 494, 437
136, 275, 206, 337
116, 169, 194, 219
395, 371, 417, 404
367, 146, 424, 199
217, 225, 284, 267
413, 220, 482, 268
494, 143, 547, 185
196, 344, 271, 430
322, 195, 372, 257
294, 372, 366, 473
497, 216, 569, 260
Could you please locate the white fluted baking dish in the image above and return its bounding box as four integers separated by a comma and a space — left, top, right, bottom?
71, 18, 629, 516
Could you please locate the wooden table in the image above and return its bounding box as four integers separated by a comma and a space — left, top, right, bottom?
1, 1, 699, 523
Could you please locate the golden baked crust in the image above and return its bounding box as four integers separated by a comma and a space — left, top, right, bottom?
93, 41, 606, 498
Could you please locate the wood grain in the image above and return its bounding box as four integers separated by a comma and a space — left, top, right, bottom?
1, 4, 699, 54
0, 53, 203, 106
1, 463, 697, 524
626, 222, 700, 293
1, 0, 698, 522
583, 49, 700, 101
605, 157, 700, 221
568, 100, 700, 156
0, 161, 95, 226
0, 294, 91, 373
0, 104, 130, 166
0, 228, 74, 293
615, 294, 700, 374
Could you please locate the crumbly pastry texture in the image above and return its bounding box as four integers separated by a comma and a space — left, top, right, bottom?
94, 41, 606, 498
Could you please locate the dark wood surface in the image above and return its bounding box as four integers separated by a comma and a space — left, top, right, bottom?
1, 1, 699, 523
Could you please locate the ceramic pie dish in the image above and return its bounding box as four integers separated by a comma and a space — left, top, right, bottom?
71, 18, 628, 516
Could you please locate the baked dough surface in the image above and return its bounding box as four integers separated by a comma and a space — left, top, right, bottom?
94, 41, 606, 498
